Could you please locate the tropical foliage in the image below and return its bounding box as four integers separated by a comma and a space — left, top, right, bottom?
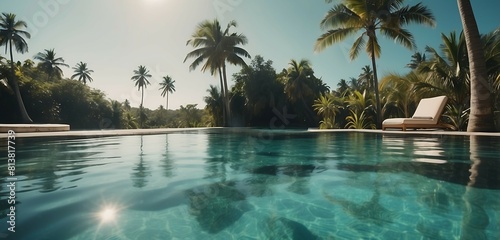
315, 0, 436, 127
2, 4, 500, 132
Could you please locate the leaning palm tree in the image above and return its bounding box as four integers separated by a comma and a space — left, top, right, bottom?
0, 12, 32, 123
34, 48, 69, 81
184, 19, 250, 126
457, 0, 495, 132
71, 61, 94, 84
158, 75, 176, 110
131, 65, 151, 108
315, 0, 436, 128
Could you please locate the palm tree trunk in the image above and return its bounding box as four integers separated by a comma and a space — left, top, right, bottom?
9, 41, 33, 123
140, 87, 144, 128
218, 67, 226, 127
141, 87, 144, 108
166, 92, 169, 110
457, 0, 495, 132
222, 63, 231, 127
370, 44, 382, 129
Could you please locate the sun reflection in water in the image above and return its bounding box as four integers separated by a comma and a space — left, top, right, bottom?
98, 206, 118, 223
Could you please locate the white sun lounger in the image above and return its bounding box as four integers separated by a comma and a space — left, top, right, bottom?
382, 96, 450, 131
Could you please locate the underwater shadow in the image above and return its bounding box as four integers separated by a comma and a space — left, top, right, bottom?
336, 160, 500, 189
186, 181, 251, 234
324, 190, 396, 226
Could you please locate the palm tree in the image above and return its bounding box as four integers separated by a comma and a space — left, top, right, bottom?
0, 12, 32, 123
184, 19, 250, 126
131, 65, 151, 108
285, 59, 318, 123
204, 85, 223, 126
315, 0, 436, 128
158, 75, 176, 110
285, 59, 314, 104
406, 52, 426, 70
131, 65, 151, 128
457, 0, 495, 132
336, 79, 350, 96
71, 62, 94, 84
34, 49, 69, 81
356, 65, 373, 92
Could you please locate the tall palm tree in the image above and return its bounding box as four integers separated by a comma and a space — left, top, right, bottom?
184, 19, 250, 126
0, 12, 32, 123
315, 0, 436, 128
457, 0, 495, 132
71, 61, 94, 84
131, 65, 151, 108
158, 75, 176, 110
34, 48, 69, 81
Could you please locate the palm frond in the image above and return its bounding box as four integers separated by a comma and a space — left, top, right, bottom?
380, 26, 415, 50
392, 3, 436, 28
314, 27, 360, 53
350, 33, 366, 59
320, 4, 362, 30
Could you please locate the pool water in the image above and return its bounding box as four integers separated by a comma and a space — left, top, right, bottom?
1, 129, 500, 239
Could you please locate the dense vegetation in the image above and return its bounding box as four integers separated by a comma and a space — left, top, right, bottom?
1, 0, 499, 131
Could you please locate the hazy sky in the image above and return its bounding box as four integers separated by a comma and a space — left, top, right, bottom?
2, 0, 499, 110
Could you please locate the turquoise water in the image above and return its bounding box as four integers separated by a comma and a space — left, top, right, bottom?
1, 129, 500, 239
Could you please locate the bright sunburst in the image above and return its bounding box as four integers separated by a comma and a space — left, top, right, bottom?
99, 207, 117, 223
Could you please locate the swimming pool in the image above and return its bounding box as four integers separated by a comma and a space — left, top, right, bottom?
1, 129, 499, 239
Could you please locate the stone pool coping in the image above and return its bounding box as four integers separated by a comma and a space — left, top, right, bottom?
1, 125, 500, 139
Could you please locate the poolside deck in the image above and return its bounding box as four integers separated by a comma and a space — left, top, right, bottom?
0, 126, 216, 138
0, 124, 70, 133
0, 124, 499, 139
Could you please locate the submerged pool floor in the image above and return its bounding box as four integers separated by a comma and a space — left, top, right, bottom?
1, 129, 499, 239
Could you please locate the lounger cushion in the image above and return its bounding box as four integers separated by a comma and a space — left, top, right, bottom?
412, 96, 448, 121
